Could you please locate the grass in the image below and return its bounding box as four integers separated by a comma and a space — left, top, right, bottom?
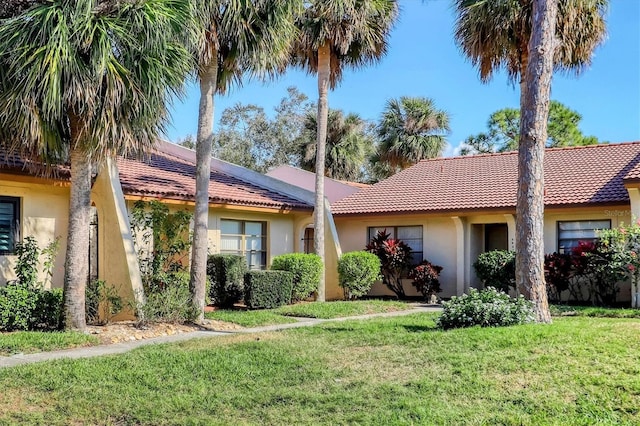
274, 300, 411, 319
551, 304, 640, 318
1, 314, 638, 424
205, 309, 297, 327
0, 331, 99, 356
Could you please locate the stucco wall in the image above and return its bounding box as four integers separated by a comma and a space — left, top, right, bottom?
0, 177, 70, 288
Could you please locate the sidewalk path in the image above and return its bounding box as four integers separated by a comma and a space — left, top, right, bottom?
0, 305, 441, 368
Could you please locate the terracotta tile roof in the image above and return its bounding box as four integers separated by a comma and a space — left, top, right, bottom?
0, 151, 71, 180
332, 142, 640, 215
117, 151, 312, 211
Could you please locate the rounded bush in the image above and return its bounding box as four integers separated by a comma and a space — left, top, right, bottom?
271, 253, 322, 302
436, 287, 535, 330
338, 251, 381, 299
473, 250, 516, 292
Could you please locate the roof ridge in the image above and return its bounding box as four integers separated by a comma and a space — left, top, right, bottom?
417, 141, 640, 163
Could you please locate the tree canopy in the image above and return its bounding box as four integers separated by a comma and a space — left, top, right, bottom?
460, 101, 600, 155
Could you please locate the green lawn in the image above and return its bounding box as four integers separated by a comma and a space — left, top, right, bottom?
0, 331, 98, 356
274, 300, 411, 319
0, 314, 638, 425
551, 304, 640, 318
205, 309, 297, 327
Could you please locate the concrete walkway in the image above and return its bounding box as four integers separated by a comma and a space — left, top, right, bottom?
0, 306, 441, 368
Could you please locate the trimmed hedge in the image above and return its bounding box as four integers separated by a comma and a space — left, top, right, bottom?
271, 253, 322, 302
337, 251, 381, 299
244, 270, 293, 310
0, 284, 64, 331
207, 255, 248, 307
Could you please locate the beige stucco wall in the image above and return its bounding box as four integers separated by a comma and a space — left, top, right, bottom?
0, 176, 70, 288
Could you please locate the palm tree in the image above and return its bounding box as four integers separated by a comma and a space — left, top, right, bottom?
300, 109, 373, 182
453, 0, 607, 322
292, 0, 399, 301
376, 96, 450, 175
189, 1, 300, 322
0, 0, 192, 330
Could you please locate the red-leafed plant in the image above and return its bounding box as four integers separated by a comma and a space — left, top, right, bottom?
365, 230, 413, 298
409, 260, 443, 301
544, 252, 573, 302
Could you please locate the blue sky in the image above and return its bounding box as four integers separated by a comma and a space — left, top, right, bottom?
166, 0, 640, 156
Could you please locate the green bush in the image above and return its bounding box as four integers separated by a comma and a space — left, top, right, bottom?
437, 287, 535, 330
207, 255, 248, 307
0, 284, 63, 331
33, 288, 64, 330
473, 250, 516, 292
138, 273, 199, 323
244, 270, 293, 310
337, 251, 381, 299
271, 253, 322, 302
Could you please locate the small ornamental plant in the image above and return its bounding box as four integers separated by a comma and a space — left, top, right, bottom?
436, 287, 535, 330
365, 230, 413, 299
408, 260, 442, 301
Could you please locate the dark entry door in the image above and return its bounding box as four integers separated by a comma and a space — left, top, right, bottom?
485, 223, 508, 252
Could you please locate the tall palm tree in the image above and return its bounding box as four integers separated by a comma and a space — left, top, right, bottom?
0, 0, 192, 330
453, 0, 607, 322
376, 96, 450, 173
300, 109, 373, 182
292, 0, 399, 301
189, 1, 300, 322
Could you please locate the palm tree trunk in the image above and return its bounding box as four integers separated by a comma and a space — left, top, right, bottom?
190, 55, 218, 323
314, 42, 330, 302
515, 0, 556, 323
64, 126, 91, 331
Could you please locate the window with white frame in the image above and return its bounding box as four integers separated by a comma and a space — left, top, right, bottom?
367, 225, 423, 264
220, 219, 267, 269
557, 220, 611, 254
0, 196, 19, 255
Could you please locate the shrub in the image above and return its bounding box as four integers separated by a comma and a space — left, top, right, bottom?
473, 250, 516, 292
0, 284, 38, 331
11, 236, 60, 289
86, 280, 124, 325
544, 252, 574, 302
207, 255, 248, 307
409, 260, 443, 300
137, 273, 198, 323
271, 253, 322, 301
337, 251, 381, 299
0, 284, 63, 331
365, 230, 413, 299
244, 270, 293, 309
33, 288, 64, 330
436, 287, 535, 329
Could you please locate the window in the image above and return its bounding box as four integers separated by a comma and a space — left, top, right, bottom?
368, 225, 423, 264
0, 196, 19, 255
557, 220, 611, 254
220, 219, 267, 269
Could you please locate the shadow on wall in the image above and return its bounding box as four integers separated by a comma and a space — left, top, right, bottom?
0, 255, 15, 285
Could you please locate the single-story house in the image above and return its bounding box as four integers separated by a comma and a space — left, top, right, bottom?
0, 141, 345, 314
329, 142, 640, 305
